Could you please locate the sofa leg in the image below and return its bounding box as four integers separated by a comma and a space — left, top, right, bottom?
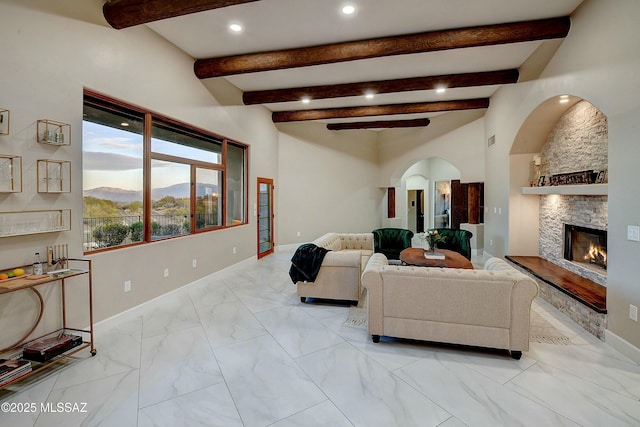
300, 297, 306, 303
372, 335, 380, 343
511, 351, 522, 360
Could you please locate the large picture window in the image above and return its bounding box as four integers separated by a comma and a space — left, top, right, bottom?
82, 91, 248, 252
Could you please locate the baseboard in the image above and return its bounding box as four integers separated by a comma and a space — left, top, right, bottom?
95, 255, 256, 328
277, 243, 299, 252
605, 330, 640, 364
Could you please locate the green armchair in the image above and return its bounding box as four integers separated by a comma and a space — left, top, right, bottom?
372, 228, 414, 260
428, 228, 473, 260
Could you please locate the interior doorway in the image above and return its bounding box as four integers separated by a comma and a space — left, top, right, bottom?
257, 178, 274, 259
416, 189, 425, 233
407, 189, 426, 234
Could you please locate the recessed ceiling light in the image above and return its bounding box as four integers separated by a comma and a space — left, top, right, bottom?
341, 4, 356, 15
120, 122, 129, 127
435, 86, 446, 94
301, 96, 311, 104
365, 91, 375, 99
229, 23, 243, 33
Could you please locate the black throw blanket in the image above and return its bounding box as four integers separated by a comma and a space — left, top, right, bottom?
289, 243, 330, 284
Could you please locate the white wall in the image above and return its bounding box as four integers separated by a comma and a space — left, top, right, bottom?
484, 0, 640, 349
378, 114, 485, 187
276, 123, 380, 244
0, 1, 279, 326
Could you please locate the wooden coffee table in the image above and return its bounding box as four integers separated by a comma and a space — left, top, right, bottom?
399, 248, 473, 269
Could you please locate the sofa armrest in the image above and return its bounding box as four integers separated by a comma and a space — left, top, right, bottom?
361, 253, 388, 335
510, 276, 539, 351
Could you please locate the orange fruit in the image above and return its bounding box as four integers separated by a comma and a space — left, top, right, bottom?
12, 268, 25, 277
0, 273, 7, 280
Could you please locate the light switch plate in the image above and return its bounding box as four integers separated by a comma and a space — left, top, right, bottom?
627, 225, 640, 241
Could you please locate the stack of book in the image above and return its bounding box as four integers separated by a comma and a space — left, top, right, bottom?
22, 333, 83, 362
0, 359, 32, 387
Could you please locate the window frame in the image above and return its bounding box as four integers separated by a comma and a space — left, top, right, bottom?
83, 90, 249, 254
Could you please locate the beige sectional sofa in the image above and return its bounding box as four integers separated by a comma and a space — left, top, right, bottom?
296, 232, 373, 304
361, 253, 538, 359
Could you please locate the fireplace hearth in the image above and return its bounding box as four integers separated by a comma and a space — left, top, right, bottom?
564, 224, 607, 273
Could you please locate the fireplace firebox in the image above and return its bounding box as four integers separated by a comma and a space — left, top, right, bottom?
564, 224, 607, 272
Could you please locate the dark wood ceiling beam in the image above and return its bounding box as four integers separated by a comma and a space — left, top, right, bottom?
103, 0, 262, 29
272, 98, 489, 123
195, 17, 570, 78
243, 69, 518, 105
327, 118, 431, 131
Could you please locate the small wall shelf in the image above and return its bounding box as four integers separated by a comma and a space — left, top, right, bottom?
0, 209, 71, 238
37, 119, 70, 146
0, 108, 9, 135
37, 159, 71, 193
521, 184, 608, 196
0, 154, 22, 193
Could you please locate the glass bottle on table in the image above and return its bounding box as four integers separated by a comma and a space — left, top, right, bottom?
33, 252, 43, 275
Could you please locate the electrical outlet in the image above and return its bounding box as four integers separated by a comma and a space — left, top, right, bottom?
233, 247, 237, 254
164, 268, 169, 278
124, 280, 131, 292
627, 226, 640, 242
296, 231, 301, 237
192, 259, 197, 268
630, 304, 638, 322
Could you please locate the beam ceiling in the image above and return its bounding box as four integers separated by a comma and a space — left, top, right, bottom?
243, 69, 518, 105
194, 17, 570, 78
327, 118, 431, 131
272, 99, 490, 123
103, 0, 262, 29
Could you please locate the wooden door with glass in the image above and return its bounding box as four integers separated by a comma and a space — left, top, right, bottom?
257, 178, 274, 258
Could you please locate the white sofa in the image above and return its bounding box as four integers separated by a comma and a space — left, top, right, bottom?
296, 232, 373, 304
361, 254, 539, 359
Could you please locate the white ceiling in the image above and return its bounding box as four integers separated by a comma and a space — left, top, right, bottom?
146, 0, 584, 125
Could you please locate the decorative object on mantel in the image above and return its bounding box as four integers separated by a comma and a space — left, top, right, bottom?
417, 230, 446, 252
595, 169, 608, 184
548, 170, 598, 186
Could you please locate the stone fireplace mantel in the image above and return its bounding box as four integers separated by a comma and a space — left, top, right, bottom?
521, 183, 607, 196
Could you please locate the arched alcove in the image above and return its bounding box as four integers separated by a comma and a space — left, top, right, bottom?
509, 96, 608, 284
382, 158, 461, 233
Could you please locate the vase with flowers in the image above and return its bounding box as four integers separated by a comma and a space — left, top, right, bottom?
417, 230, 447, 252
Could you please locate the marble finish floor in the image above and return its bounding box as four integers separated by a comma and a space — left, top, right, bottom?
2, 249, 640, 426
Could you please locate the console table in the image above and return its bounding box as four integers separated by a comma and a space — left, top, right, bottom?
0, 259, 95, 389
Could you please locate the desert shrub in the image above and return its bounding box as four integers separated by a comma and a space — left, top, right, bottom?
93, 223, 130, 248
130, 222, 144, 242
162, 223, 182, 236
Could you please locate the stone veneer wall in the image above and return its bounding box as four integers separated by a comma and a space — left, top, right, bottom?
534, 101, 608, 339
540, 101, 608, 176
538, 101, 608, 286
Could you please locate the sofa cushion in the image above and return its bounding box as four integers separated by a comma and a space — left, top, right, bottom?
340, 233, 374, 250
